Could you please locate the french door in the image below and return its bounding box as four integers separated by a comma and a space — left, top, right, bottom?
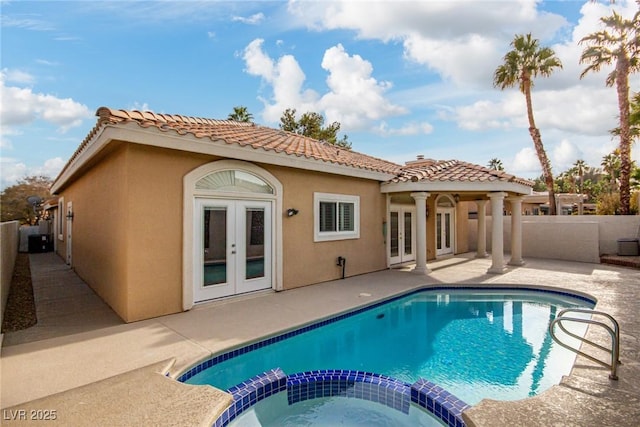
66, 201, 73, 266
436, 208, 454, 256
194, 198, 272, 302
390, 207, 415, 265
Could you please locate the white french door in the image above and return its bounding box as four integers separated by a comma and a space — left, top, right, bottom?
436, 208, 454, 256
390, 206, 415, 265
194, 198, 272, 302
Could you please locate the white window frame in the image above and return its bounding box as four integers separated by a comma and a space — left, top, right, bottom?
57, 197, 65, 241
314, 192, 360, 242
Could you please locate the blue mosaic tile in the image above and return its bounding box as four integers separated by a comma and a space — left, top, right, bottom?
210, 368, 288, 427
285, 370, 411, 415
411, 378, 471, 427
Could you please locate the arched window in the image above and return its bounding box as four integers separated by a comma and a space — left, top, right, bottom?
437, 195, 455, 208
196, 170, 273, 194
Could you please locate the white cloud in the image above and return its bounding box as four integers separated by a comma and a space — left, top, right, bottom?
53, 36, 81, 42
2, 68, 35, 85
0, 73, 91, 132
287, 0, 568, 88
130, 102, 150, 111
453, 96, 523, 131
511, 147, 542, 176
552, 139, 582, 171
34, 157, 66, 179
319, 44, 406, 128
374, 121, 434, 137
232, 12, 265, 25
0, 158, 28, 189
242, 39, 406, 131
243, 39, 276, 82
35, 59, 58, 66
0, 157, 65, 190
243, 39, 319, 122
1, 15, 55, 31
452, 85, 620, 136
0, 126, 22, 150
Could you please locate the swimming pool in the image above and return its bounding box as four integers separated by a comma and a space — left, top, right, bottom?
180, 287, 594, 425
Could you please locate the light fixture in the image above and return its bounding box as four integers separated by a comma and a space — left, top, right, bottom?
287, 208, 299, 217
454, 194, 460, 203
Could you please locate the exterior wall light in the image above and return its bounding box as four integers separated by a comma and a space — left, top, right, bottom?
287, 208, 299, 217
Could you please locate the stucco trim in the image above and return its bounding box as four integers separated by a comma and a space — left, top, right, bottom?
183, 160, 283, 311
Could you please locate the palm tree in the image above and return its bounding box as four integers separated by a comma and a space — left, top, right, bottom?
227, 106, 254, 122
580, 10, 640, 214
573, 159, 588, 194
601, 151, 621, 193
611, 91, 640, 142
557, 169, 576, 193
494, 33, 563, 215
487, 158, 505, 171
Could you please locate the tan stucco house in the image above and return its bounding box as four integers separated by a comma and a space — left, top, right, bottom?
49, 107, 533, 322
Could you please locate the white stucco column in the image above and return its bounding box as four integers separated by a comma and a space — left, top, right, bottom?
508, 196, 525, 266
411, 192, 431, 275
475, 200, 488, 258
488, 192, 507, 274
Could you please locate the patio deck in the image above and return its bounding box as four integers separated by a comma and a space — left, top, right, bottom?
1, 252, 639, 426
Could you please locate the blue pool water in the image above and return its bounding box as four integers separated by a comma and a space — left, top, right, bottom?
231, 393, 443, 427
185, 288, 593, 405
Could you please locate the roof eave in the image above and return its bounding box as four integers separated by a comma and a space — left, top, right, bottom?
51, 123, 396, 193
380, 180, 533, 195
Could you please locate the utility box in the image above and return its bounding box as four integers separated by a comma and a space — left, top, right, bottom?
28, 234, 51, 253
617, 238, 639, 256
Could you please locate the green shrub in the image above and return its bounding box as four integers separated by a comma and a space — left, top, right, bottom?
596, 193, 621, 215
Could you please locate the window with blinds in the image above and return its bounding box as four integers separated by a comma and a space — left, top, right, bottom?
314, 193, 360, 241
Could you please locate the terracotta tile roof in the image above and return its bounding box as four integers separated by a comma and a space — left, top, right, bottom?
56, 107, 533, 190
392, 158, 534, 187
58, 107, 402, 178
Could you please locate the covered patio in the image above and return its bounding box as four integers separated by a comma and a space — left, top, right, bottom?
382, 157, 533, 274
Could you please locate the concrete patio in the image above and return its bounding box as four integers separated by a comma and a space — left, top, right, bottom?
1, 252, 639, 426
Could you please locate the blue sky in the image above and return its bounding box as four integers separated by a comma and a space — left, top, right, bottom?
1, 0, 639, 190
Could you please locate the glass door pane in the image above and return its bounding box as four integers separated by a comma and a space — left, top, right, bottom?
403, 212, 412, 256
445, 213, 451, 248
390, 212, 399, 257
245, 208, 265, 280
203, 207, 227, 286
436, 213, 442, 250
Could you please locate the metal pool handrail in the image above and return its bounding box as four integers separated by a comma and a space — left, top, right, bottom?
549, 308, 621, 380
